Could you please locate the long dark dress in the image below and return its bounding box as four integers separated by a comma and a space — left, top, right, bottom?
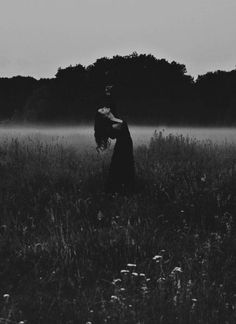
106, 120, 135, 194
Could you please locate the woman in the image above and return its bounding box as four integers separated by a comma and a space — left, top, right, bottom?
94, 107, 135, 194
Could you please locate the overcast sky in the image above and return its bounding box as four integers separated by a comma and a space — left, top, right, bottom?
0, 0, 235, 79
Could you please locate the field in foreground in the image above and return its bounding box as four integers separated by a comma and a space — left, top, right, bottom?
0, 132, 235, 324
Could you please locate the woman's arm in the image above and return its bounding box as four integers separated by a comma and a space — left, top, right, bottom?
112, 122, 123, 130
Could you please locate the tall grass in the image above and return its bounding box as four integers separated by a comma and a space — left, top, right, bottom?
0, 132, 235, 323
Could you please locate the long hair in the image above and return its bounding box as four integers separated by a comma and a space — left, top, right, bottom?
94, 111, 112, 151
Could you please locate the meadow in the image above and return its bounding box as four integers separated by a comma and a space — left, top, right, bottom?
0, 130, 235, 323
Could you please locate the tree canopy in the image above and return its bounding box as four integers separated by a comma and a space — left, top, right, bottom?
0, 53, 235, 125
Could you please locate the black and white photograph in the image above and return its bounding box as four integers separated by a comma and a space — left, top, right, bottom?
0, 0, 236, 323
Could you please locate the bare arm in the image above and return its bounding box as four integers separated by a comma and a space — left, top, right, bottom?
112, 122, 123, 130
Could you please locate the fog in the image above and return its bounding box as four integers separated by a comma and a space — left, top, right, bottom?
0, 125, 236, 152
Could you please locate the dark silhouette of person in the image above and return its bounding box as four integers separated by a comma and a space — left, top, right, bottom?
94, 106, 135, 195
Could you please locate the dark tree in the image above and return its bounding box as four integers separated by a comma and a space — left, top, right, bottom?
1, 53, 236, 125
0, 76, 38, 121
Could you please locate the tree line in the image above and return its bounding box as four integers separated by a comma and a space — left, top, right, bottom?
0, 53, 236, 125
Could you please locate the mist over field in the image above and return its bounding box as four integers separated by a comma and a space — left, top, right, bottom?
1, 125, 236, 151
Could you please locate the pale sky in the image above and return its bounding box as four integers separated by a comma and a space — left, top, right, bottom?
0, 0, 235, 79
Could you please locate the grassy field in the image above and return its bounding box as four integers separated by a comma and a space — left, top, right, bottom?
0, 132, 235, 324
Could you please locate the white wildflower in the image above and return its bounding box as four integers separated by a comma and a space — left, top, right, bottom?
3, 294, 10, 302
120, 270, 129, 274
171, 267, 182, 274
153, 255, 162, 261
111, 295, 119, 301
112, 278, 122, 285
131, 272, 138, 276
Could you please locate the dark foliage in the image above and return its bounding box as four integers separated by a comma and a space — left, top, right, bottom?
0, 76, 38, 121
1, 53, 236, 125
